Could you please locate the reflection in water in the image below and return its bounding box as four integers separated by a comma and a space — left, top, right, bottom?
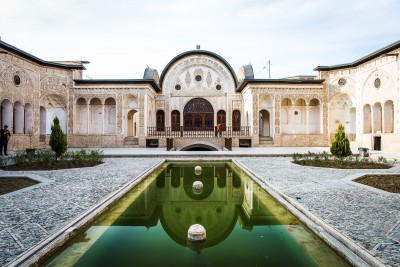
44, 162, 350, 267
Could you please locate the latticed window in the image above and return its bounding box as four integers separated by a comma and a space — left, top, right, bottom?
183, 98, 214, 131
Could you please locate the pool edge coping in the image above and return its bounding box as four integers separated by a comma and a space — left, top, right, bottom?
6, 158, 387, 267
6, 159, 166, 267
233, 159, 386, 267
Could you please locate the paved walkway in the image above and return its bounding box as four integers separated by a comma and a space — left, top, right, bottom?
0, 147, 399, 266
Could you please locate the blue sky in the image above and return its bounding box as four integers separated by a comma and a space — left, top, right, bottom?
1, 0, 399, 80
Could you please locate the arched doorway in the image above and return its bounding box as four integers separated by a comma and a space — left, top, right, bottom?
217, 110, 226, 130
183, 98, 214, 131
232, 110, 241, 131
259, 110, 270, 137
171, 110, 180, 131
156, 110, 165, 131
127, 110, 137, 137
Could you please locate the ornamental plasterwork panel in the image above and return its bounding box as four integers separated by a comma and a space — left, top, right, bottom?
252, 94, 259, 134
163, 55, 235, 95
274, 94, 281, 133
138, 92, 145, 135
329, 94, 353, 109
117, 94, 123, 134
259, 94, 273, 109
156, 100, 165, 110
0, 65, 34, 103
232, 100, 241, 110
41, 75, 68, 95
68, 94, 74, 134
322, 95, 328, 134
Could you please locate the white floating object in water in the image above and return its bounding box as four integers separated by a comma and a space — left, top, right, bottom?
192, 181, 203, 194
188, 224, 206, 242
194, 165, 202, 175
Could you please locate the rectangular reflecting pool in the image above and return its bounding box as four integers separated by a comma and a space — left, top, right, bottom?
43, 162, 350, 267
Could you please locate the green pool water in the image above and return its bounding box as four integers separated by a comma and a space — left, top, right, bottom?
44, 162, 350, 267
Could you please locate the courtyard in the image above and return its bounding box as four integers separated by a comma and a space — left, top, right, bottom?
0, 148, 399, 266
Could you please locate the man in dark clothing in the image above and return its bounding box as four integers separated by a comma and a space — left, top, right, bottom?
0, 125, 11, 155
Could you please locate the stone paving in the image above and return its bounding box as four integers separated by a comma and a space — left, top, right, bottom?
0, 158, 161, 266
0, 154, 399, 266
237, 157, 400, 267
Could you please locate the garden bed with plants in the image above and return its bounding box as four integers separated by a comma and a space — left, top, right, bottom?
355, 175, 400, 194
292, 152, 394, 169
0, 149, 104, 171
0, 177, 38, 195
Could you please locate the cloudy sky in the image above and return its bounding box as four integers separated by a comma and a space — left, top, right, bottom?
1, 0, 399, 80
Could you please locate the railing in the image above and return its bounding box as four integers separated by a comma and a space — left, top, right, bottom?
147, 126, 251, 138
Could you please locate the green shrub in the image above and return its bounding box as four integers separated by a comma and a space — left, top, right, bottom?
330, 124, 351, 157
49, 117, 67, 161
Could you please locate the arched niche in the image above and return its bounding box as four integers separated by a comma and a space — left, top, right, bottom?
13, 101, 24, 134
384, 100, 394, 133
373, 102, 382, 133
89, 98, 102, 134
1, 99, 12, 129
24, 103, 33, 134
363, 104, 372, 134
104, 97, 116, 134
75, 98, 87, 134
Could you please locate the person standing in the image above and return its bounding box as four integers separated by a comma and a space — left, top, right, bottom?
0, 125, 11, 155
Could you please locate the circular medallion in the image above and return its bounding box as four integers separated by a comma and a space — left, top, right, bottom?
175, 84, 181, 90
338, 78, 346, 86
374, 78, 381, 89
216, 84, 222, 90
14, 75, 21, 86
195, 75, 202, 82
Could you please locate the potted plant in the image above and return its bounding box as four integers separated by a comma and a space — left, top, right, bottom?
26, 128, 36, 154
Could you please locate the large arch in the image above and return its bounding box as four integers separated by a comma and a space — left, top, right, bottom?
183, 98, 214, 131
178, 141, 221, 151
159, 50, 238, 88
75, 98, 88, 134
329, 94, 354, 135
42, 94, 67, 134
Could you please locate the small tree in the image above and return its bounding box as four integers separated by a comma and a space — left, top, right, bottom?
49, 117, 67, 161
330, 123, 351, 157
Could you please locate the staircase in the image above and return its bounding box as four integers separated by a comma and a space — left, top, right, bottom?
123, 137, 139, 148
259, 136, 273, 147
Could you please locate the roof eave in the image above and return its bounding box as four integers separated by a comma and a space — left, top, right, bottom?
236, 79, 325, 92
73, 79, 162, 92
0, 40, 86, 70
